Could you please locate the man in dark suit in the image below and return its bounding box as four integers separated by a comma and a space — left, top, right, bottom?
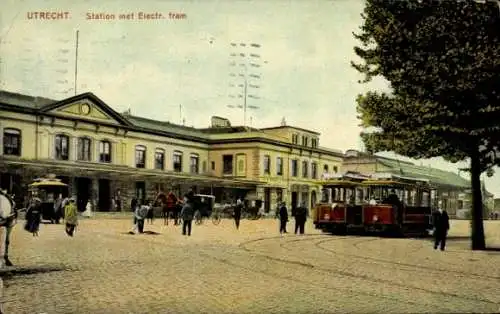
433, 204, 450, 251
278, 202, 289, 234
294, 201, 308, 235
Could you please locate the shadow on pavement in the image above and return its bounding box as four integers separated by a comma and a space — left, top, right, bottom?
123, 231, 161, 235
0, 265, 68, 279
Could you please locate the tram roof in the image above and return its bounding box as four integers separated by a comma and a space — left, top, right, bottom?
29, 179, 68, 187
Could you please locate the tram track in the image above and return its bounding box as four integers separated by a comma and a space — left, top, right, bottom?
313, 237, 500, 281
236, 235, 500, 307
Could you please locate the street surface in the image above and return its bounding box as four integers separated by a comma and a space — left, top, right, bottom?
1, 217, 500, 313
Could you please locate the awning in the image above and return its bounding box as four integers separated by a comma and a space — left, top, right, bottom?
1, 159, 260, 189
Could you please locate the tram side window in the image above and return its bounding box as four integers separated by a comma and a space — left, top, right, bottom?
321, 189, 329, 202
408, 190, 417, 206
355, 188, 361, 204
421, 191, 430, 207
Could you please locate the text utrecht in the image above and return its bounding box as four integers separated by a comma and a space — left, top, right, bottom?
27, 11, 71, 20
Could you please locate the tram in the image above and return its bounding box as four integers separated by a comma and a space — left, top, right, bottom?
362, 173, 434, 236
314, 172, 435, 236
28, 176, 69, 222
313, 172, 369, 234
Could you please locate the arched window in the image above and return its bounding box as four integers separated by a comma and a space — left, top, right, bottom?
77, 137, 92, 161
154, 148, 165, 170
173, 151, 183, 172
55, 134, 70, 160
99, 140, 112, 163
190, 154, 199, 174
3, 128, 21, 156
135, 145, 147, 168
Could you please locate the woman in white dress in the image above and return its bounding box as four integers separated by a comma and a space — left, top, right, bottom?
82, 200, 93, 218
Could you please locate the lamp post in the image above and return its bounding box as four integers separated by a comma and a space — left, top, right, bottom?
227, 42, 262, 127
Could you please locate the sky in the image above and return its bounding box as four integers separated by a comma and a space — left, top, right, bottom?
1, 0, 499, 197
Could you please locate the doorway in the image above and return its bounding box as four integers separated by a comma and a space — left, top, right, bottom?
135, 181, 146, 204
98, 179, 111, 211
311, 190, 317, 209
264, 188, 271, 213
291, 192, 298, 210
75, 177, 91, 212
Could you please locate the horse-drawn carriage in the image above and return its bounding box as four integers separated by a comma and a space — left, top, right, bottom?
28, 177, 69, 222
192, 194, 222, 225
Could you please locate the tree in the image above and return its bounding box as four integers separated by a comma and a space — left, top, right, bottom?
352, 0, 500, 250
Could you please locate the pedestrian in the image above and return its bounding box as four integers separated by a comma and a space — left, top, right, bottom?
234, 198, 243, 229
24, 198, 42, 236
134, 202, 149, 234
278, 202, 289, 234
146, 199, 155, 224
64, 197, 78, 237
180, 197, 195, 236
131, 197, 139, 225
53, 194, 63, 224
82, 200, 93, 218
294, 201, 308, 235
432, 202, 450, 251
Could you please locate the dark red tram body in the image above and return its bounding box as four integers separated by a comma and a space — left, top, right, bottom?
314, 173, 434, 236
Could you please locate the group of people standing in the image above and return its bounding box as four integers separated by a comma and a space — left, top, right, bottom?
276, 201, 309, 235
24, 196, 79, 237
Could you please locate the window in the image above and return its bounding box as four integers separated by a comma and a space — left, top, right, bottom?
292, 134, 298, 144
302, 136, 308, 146
311, 162, 318, 179
276, 157, 283, 176
55, 134, 69, 160
190, 154, 199, 174
223, 155, 233, 175
312, 138, 318, 148
263, 155, 271, 174
3, 128, 21, 156
291, 159, 298, 177
135, 145, 146, 168
173, 151, 183, 172
211, 161, 215, 170
323, 164, 329, 173
302, 160, 308, 178
99, 140, 112, 163
155, 148, 165, 170
333, 165, 338, 173
77, 137, 91, 161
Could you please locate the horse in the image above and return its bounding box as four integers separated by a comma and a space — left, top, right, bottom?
154, 192, 179, 225
0, 190, 16, 267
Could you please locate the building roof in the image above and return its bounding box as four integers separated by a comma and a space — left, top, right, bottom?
0, 89, 343, 157
375, 157, 470, 189
260, 125, 321, 135
0, 90, 56, 110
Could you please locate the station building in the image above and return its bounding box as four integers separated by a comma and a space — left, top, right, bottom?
0, 90, 343, 212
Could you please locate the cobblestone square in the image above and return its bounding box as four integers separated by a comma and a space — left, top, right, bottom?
1, 217, 500, 313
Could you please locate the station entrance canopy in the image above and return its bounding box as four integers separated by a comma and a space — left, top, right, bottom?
2, 159, 259, 189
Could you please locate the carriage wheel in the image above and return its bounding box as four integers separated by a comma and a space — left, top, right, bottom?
212, 213, 222, 225
194, 211, 203, 225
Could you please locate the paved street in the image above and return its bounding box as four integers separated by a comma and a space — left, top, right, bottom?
1, 217, 500, 313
